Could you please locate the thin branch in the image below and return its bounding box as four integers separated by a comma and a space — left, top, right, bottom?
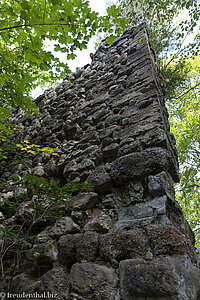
0, 22, 101, 32
193, 227, 200, 232
164, 45, 187, 69
185, 184, 200, 189
174, 82, 200, 99
164, 21, 197, 69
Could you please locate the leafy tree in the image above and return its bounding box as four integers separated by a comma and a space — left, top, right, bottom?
117, 0, 199, 58
116, 0, 200, 247
167, 56, 200, 247
0, 0, 128, 142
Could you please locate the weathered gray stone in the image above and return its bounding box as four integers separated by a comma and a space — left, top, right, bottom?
148, 171, 175, 200
120, 256, 200, 300
105, 114, 121, 126
58, 234, 76, 268
42, 114, 52, 125
36, 230, 52, 243
147, 224, 196, 260
33, 163, 45, 177
58, 232, 99, 265
109, 84, 124, 97
100, 125, 121, 139
49, 217, 80, 238
116, 196, 168, 229
44, 160, 59, 176
80, 130, 99, 144
101, 137, 113, 148
118, 140, 142, 156
70, 263, 118, 300
86, 166, 112, 194
75, 231, 99, 262
114, 181, 144, 206
15, 201, 34, 221
102, 143, 119, 159
41, 266, 69, 299
99, 229, 147, 260
63, 160, 78, 179
27, 240, 58, 265
72, 192, 99, 210
120, 258, 179, 299
116, 216, 163, 230
142, 127, 168, 148
111, 148, 177, 183
84, 208, 112, 233
71, 210, 87, 227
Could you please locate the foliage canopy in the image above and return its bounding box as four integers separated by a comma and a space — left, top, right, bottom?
0, 0, 128, 139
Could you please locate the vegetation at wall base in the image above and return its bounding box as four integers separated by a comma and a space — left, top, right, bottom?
0, 173, 93, 278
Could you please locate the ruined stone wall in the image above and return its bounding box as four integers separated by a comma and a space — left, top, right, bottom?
0, 26, 200, 299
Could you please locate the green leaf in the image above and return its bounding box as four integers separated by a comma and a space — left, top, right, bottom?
105, 35, 115, 45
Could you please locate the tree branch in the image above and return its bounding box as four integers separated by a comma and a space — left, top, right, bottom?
0, 22, 101, 32
164, 21, 197, 70
193, 227, 200, 232
185, 184, 200, 189
174, 82, 200, 99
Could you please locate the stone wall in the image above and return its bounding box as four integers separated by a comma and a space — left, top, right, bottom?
0, 25, 200, 299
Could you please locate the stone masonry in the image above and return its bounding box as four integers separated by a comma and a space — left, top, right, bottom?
0, 25, 200, 299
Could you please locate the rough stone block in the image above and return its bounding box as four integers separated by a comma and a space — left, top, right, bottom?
120, 258, 179, 299
114, 181, 144, 206
120, 256, 200, 300
100, 125, 121, 139
111, 147, 177, 183
118, 140, 142, 156
86, 166, 112, 194
28, 240, 58, 264
49, 217, 80, 238
148, 224, 196, 261
72, 192, 99, 210
75, 231, 99, 262
148, 171, 175, 200
58, 234, 76, 268
70, 263, 118, 300
41, 266, 70, 299
142, 127, 168, 148
99, 229, 147, 260
119, 196, 167, 218
58, 232, 99, 265
102, 143, 119, 159
83, 208, 112, 233
116, 196, 168, 229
